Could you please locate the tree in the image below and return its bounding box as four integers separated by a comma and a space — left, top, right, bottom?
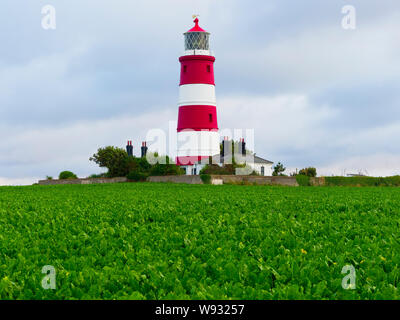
90, 146, 184, 178
272, 162, 286, 176
59, 171, 77, 180
89, 146, 130, 178
298, 167, 317, 177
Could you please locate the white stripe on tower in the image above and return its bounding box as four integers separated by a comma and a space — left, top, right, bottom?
178, 84, 216, 107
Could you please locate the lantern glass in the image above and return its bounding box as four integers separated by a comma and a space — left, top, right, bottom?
184, 32, 210, 51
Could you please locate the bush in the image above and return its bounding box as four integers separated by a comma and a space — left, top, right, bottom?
149, 156, 184, 176
127, 171, 149, 182
46, 176, 53, 180
299, 167, 317, 177
125, 156, 152, 176
200, 174, 211, 184
59, 171, 78, 180
200, 164, 235, 175
296, 175, 310, 186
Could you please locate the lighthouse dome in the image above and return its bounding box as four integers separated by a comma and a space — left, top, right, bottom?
186, 18, 207, 33
184, 18, 210, 53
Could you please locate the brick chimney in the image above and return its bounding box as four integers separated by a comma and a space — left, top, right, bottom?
126, 140, 133, 157
221, 136, 232, 163
141, 141, 148, 158
241, 138, 246, 156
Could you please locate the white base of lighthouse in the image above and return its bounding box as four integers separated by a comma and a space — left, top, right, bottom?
177, 131, 220, 157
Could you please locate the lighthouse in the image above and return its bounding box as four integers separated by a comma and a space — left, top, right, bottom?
176, 18, 220, 175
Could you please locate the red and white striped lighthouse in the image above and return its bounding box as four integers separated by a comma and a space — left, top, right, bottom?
176, 18, 220, 173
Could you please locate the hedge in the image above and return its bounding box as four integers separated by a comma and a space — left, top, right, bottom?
296, 175, 311, 186
325, 176, 400, 187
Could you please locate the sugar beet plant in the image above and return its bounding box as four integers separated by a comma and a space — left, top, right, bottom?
1, 183, 400, 299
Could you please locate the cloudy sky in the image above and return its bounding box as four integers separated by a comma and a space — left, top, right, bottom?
1, 0, 399, 185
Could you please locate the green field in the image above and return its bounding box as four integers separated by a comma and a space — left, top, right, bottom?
1, 183, 400, 299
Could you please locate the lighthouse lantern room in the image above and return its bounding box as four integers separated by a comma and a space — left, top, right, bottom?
176, 18, 220, 175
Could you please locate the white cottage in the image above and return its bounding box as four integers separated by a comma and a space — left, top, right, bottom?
182, 145, 273, 177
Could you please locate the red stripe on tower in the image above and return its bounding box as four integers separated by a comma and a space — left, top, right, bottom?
177, 105, 218, 131
176, 18, 220, 167
179, 55, 215, 85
